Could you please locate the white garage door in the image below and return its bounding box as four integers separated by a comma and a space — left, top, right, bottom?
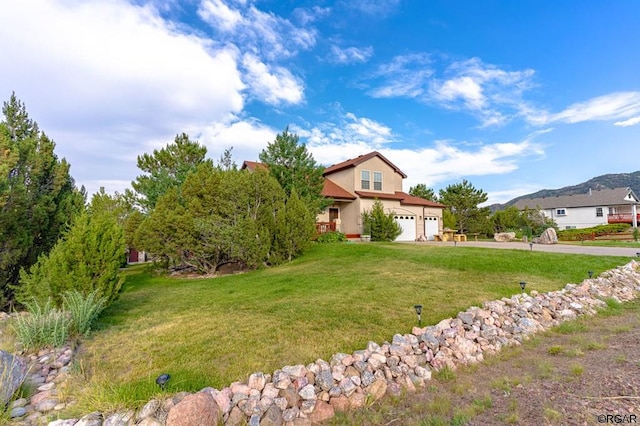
424, 216, 439, 240
394, 215, 416, 241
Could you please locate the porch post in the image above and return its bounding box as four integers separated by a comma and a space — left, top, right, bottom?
633, 203, 638, 228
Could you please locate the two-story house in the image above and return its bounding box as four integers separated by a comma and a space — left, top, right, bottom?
242, 151, 445, 241
512, 187, 639, 230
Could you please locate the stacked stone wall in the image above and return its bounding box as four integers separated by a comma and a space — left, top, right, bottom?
5, 261, 640, 426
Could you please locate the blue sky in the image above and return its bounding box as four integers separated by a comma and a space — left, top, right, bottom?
2, 0, 639, 205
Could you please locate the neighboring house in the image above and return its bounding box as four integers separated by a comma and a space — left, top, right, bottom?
242, 151, 446, 241
512, 187, 639, 230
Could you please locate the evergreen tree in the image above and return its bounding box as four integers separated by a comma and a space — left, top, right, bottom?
438, 179, 490, 234
409, 184, 437, 202
131, 133, 211, 212
362, 200, 402, 241
16, 192, 126, 307
259, 127, 330, 214
274, 188, 316, 261
0, 94, 84, 308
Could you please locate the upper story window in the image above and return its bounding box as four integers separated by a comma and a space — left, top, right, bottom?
373, 171, 382, 191
361, 170, 370, 190
556, 208, 566, 216
595, 207, 603, 217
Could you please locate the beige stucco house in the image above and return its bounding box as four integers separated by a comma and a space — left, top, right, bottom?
244, 151, 445, 241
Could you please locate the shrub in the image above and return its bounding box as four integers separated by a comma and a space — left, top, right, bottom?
315, 231, 347, 243
362, 200, 402, 241
557, 224, 630, 241
16, 209, 126, 307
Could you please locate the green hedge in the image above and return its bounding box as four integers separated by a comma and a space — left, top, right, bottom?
557, 224, 631, 241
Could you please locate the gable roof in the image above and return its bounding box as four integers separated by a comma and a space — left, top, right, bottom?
323, 151, 408, 179
355, 190, 446, 208
241, 160, 267, 171
512, 187, 639, 210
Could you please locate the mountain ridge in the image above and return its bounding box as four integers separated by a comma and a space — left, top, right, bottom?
492, 171, 640, 211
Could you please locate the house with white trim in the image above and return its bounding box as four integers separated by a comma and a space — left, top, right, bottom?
512, 187, 639, 230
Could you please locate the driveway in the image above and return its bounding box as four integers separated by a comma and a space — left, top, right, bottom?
413, 240, 640, 257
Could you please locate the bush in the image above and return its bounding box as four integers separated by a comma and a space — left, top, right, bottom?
557, 224, 631, 241
315, 232, 347, 243
16, 209, 126, 307
362, 200, 402, 242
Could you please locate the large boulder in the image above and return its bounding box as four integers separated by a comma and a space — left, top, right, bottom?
494, 232, 516, 242
0, 350, 27, 406
537, 228, 558, 245
166, 392, 220, 426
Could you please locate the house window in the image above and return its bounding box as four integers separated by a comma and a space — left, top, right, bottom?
373, 172, 382, 191
556, 208, 566, 216
609, 207, 615, 214
361, 170, 370, 190
596, 207, 603, 217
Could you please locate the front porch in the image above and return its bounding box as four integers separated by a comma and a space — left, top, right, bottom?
608, 213, 640, 224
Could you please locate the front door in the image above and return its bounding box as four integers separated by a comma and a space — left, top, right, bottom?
329, 208, 339, 222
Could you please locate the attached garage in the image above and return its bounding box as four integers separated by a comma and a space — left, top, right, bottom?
424, 216, 439, 240
394, 215, 416, 241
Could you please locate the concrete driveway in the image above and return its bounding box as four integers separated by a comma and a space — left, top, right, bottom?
409, 240, 640, 257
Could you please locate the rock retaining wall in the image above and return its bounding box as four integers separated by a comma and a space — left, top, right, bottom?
6, 261, 640, 426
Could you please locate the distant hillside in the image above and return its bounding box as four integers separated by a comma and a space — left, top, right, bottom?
492, 171, 640, 211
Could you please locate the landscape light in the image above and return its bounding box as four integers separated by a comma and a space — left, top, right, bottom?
588, 270, 594, 278
156, 373, 171, 390
529, 242, 533, 251
637, 252, 640, 258
519, 281, 527, 293
414, 304, 423, 326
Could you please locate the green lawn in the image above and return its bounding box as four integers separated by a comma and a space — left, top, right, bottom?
70, 242, 630, 412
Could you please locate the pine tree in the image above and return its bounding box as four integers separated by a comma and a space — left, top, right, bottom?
0, 94, 84, 308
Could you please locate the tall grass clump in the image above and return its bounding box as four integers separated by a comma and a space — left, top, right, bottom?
11, 299, 71, 350
63, 290, 107, 336
11, 291, 108, 350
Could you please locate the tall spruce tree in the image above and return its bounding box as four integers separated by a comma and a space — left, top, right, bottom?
438, 179, 490, 234
131, 133, 211, 212
259, 127, 330, 214
0, 93, 84, 308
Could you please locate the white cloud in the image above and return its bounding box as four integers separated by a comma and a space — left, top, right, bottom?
548, 92, 640, 125
328, 45, 374, 64
198, 0, 317, 60
615, 116, 640, 127
368, 53, 433, 98
0, 0, 248, 195
297, 113, 545, 190
347, 0, 401, 15
242, 54, 304, 105
198, 0, 243, 31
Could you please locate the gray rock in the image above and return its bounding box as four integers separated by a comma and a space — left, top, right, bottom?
298, 384, 316, 400
76, 411, 104, 426
494, 232, 516, 242
315, 370, 334, 391
0, 350, 27, 406
10, 406, 27, 418
260, 405, 283, 426
103, 410, 135, 426
538, 228, 558, 244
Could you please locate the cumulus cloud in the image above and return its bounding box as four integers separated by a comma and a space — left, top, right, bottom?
0, 0, 249, 194
242, 54, 304, 105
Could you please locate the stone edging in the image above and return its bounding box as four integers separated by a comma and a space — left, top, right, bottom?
5, 260, 640, 426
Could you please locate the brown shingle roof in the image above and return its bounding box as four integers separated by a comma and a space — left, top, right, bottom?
240, 160, 266, 171
323, 151, 408, 178
355, 190, 446, 207
512, 187, 639, 210
322, 179, 356, 200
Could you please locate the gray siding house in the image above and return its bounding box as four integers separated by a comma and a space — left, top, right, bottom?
512, 187, 639, 230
